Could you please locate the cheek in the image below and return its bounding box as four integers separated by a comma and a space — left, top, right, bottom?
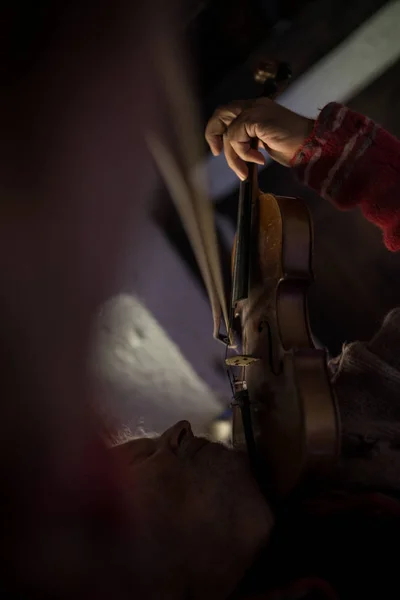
125, 454, 188, 527
122, 457, 191, 589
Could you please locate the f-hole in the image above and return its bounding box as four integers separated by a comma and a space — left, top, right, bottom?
257, 319, 282, 376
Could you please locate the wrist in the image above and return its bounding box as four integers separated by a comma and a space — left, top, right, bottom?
289, 117, 316, 167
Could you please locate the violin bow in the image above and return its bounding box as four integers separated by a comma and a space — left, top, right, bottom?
147, 29, 232, 346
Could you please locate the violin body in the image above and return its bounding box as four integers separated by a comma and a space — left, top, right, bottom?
231, 191, 340, 498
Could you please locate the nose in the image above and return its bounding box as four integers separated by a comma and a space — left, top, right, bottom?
162, 420, 193, 450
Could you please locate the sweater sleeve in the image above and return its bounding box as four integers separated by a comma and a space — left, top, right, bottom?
290, 102, 400, 251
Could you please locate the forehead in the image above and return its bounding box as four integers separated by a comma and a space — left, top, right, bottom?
112, 437, 159, 464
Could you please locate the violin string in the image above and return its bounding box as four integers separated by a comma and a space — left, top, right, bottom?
225, 342, 235, 399
225, 278, 236, 399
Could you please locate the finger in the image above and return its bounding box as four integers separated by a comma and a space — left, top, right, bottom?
223, 134, 248, 181
231, 141, 265, 166
205, 102, 246, 156
205, 117, 224, 156
226, 113, 265, 165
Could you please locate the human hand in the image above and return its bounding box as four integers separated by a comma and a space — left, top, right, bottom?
205, 98, 314, 180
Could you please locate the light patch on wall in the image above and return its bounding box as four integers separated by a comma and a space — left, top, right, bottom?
93, 294, 223, 437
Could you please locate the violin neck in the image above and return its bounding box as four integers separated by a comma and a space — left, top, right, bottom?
230, 61, 291, 312
231, 163, 256, 306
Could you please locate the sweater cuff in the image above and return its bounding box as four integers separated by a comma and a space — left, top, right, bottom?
290, 102, 374, 206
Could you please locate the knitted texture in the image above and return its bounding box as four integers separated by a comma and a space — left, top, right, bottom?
291, 102, 400, 251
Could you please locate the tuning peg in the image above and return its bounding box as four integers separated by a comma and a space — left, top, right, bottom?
254, 60, 292, 98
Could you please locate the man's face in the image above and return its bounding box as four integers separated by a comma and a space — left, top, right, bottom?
114, 421, 273, 600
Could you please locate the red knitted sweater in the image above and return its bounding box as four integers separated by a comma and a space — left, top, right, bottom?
291, 102, 400, 251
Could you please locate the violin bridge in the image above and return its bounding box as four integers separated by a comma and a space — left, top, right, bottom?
225, 355, 260, 367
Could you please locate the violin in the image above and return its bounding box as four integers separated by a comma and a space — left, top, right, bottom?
227, 60, 340, 499
148, 47, 340, 500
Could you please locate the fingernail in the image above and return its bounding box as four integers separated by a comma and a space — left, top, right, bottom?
239, 174, 246, 181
